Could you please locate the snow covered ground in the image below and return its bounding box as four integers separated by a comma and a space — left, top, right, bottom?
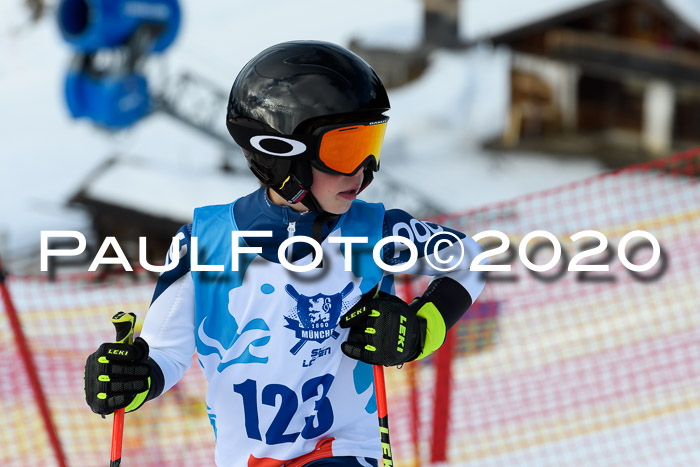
0, 0, 698, 271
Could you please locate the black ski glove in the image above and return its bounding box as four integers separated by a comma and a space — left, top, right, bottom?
84, 337, 151, 416
340, 290, 426, 366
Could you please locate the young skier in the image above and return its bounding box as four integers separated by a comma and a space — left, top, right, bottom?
85, 40, 485, 466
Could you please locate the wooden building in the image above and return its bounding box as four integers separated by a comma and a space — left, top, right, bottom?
491, 0, 700, 164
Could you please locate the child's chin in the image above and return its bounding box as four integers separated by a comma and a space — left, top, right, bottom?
324, 200, 354, 215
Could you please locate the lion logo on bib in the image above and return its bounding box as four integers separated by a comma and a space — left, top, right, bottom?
284, 283, 354, 354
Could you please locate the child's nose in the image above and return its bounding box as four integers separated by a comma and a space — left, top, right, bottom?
349, 170, 364, 185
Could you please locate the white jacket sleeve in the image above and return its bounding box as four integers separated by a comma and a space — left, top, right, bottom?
139, 224, 196, 394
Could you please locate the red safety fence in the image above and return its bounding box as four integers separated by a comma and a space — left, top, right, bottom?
0, 271, 214, 466
2, 148, 699, 466
387, 147, 700, 465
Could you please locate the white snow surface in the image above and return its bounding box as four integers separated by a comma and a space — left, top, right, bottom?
84, 157, 260, 222
1, 0, 698, 268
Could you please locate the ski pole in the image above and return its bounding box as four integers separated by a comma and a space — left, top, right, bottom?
109, 311, 137, 467
374, 364, 393, 466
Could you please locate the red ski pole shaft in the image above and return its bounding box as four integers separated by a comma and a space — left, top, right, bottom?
109, 311, 136, 467
111, 409, 125, 466
374, 365, 393, 466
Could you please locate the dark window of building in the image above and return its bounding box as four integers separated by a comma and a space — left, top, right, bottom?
636, 10, 651, 31
578, 75, 642, 132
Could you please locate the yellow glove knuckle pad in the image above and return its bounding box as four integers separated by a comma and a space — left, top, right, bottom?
416, 302, 446, 360
125, 376, 151, 413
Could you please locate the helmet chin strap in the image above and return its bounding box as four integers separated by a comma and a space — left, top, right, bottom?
270, 168, 334, 269
271, 162, 327, 214
272, 162, 375, 215
271, 163, 376, 268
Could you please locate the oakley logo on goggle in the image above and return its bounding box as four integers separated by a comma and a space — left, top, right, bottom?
250, 135, 307, 157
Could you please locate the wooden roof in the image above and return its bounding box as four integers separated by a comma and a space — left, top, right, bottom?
488, 0, 700, 45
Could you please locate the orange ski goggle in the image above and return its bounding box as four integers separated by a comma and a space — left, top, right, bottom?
315, 120, 387, 174
227, 118, 388, 175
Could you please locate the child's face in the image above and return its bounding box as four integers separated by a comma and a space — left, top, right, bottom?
310, 166, 365, 214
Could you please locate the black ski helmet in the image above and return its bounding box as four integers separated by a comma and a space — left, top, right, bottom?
226, 40, 390, 213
